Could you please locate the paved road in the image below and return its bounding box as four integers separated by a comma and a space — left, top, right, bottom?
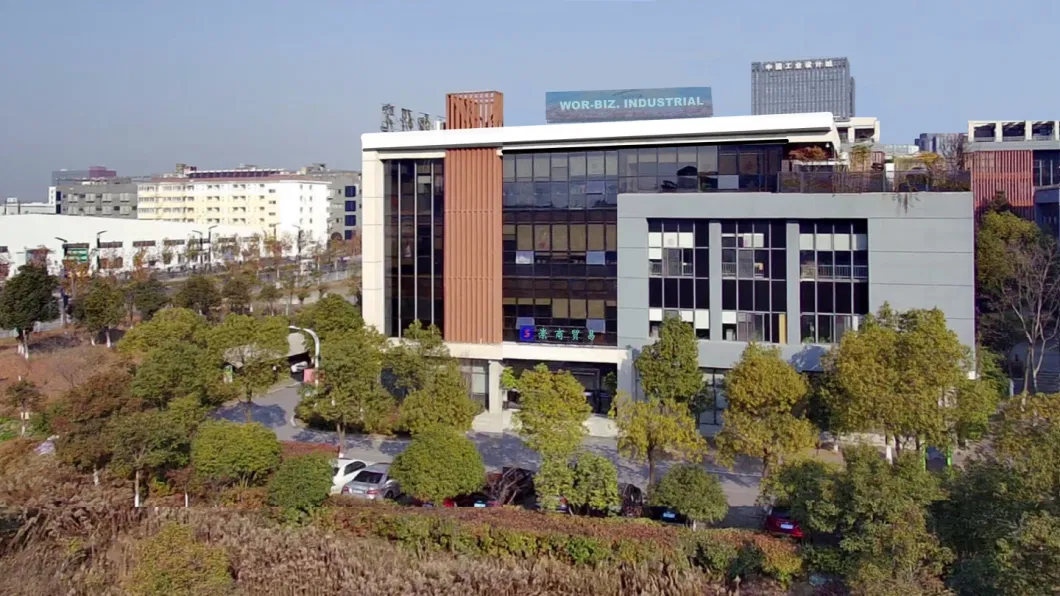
216, 382, 767, 527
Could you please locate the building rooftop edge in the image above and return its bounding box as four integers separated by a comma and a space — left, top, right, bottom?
361, 112, 840, 152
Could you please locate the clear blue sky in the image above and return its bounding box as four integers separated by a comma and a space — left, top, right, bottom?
0, 0, 1055, 201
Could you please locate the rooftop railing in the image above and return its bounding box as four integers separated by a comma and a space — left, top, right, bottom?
777, 170, 971, 193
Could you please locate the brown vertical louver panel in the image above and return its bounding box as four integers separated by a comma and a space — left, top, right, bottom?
969, 150, 1034, 219
446, 91, 504, 129
444, 148, 503, 344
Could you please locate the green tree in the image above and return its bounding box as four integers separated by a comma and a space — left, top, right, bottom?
611, 393, 706, 486
4, 379, 41, 437
512, 364, 591, 459
190, 420, 281, 487
982, 215, 1060, 393
995, 511, 1060, 596
129, 276, 170, 323
295, 293, 363, 342
267, 453, 334, 521
975, 210, 1060, 389
634, 316, 704, 404
110, 410, 189, 507
0, 263, 59, 359
131, 342, 221, 410
297, 328, 394, 452
398, 363, 480, 435
174, 274, 221, 319
207, 314, 289, 421
771, 445, 950, 593
389, 426, 485, 504
50, 366, 143, 484
126, 522, 232, 596
118, 307, 210, 356
221, 272, 254, 315
715, 343, 816, 479
567, 451, 620, 515
649, 464, 728, 526
534, 455, 575, 512
257, 283, 281, 315
823, 304, 971, 456
71, 276, 125, 347
385, 320, 453, 396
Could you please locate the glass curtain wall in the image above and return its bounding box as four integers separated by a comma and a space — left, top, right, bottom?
384, 159, 444, 337
720, 220, 788, 343
798, 220, 869, 343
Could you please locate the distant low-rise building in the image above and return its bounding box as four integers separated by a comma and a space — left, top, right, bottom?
298, 163, 361, 242
55, 179, 139, 218
137, 164, 331, 244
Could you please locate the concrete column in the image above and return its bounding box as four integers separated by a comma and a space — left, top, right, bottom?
1054, 121, 1059, 141
1025, 120, 1033, 141
617, 350, 638, 399
786, 222, 801, 345
487, 360, 504, 414
994, 122, 1002, 143
708, 221, 723, 341
360, 151, 387, 333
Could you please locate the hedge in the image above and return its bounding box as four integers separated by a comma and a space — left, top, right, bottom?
327, 501, 802, 583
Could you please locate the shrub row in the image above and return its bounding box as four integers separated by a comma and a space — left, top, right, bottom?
328, 502, 802, 583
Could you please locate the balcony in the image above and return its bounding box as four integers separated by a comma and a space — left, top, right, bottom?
777, 171, 970, 193
801, 264, 868, 280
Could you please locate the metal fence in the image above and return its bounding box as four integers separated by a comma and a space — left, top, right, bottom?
778, 171, 972, 193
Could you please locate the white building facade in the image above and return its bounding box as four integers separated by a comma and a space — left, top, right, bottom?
137, 167, 330, 244
0, 215, 259, 280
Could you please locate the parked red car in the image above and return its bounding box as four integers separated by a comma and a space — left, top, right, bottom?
764, 506, 804, 540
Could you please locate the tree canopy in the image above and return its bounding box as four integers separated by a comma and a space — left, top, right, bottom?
296, 293, 363, 342
649, 464, 728, 525
71, 276, 124, 347
385, 321, 453, 396
612, 393, 706, 486
822, 304, 971, 454
0, 264, 59, 358
267, 453, 334, 520
118, 307, 210, 356
634, 316, 703, 404
715, 343, 816, 478
398, 363, 480, 436
207, 314, 289, 420
297, 328, 394, 448
512, 364, 590, 459
389, 427, 485, 505
109, 410, 189, 506
174, 274, 221, 319
567, 451, 620, 514
190, 420, 281, 487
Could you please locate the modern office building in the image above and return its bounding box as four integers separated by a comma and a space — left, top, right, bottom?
751, 58, 855, 119
55, 179, 139, 218
360, 92, 974, 435
965, 120, 1060, 218
137, 164, 331, 244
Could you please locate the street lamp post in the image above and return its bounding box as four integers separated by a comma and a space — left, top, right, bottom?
207, 224, 218, 267
95, 230, 108, 272
55, 237, 69, 327
190, 230, 204, 268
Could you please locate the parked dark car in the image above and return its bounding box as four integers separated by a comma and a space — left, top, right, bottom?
616, 483, 645, 518
486, 467, 535, 506
645, 505, 689, 526
764, 505, 804, 540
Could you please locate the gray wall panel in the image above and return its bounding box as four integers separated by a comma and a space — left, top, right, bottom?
617, 191, 975, 372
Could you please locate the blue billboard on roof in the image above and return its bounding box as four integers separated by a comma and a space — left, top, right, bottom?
545, 87, 713, 124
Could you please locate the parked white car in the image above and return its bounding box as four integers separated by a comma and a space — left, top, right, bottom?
331, 458, 369, 494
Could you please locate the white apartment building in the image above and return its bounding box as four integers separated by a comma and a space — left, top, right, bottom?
136, 166, 331, 243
